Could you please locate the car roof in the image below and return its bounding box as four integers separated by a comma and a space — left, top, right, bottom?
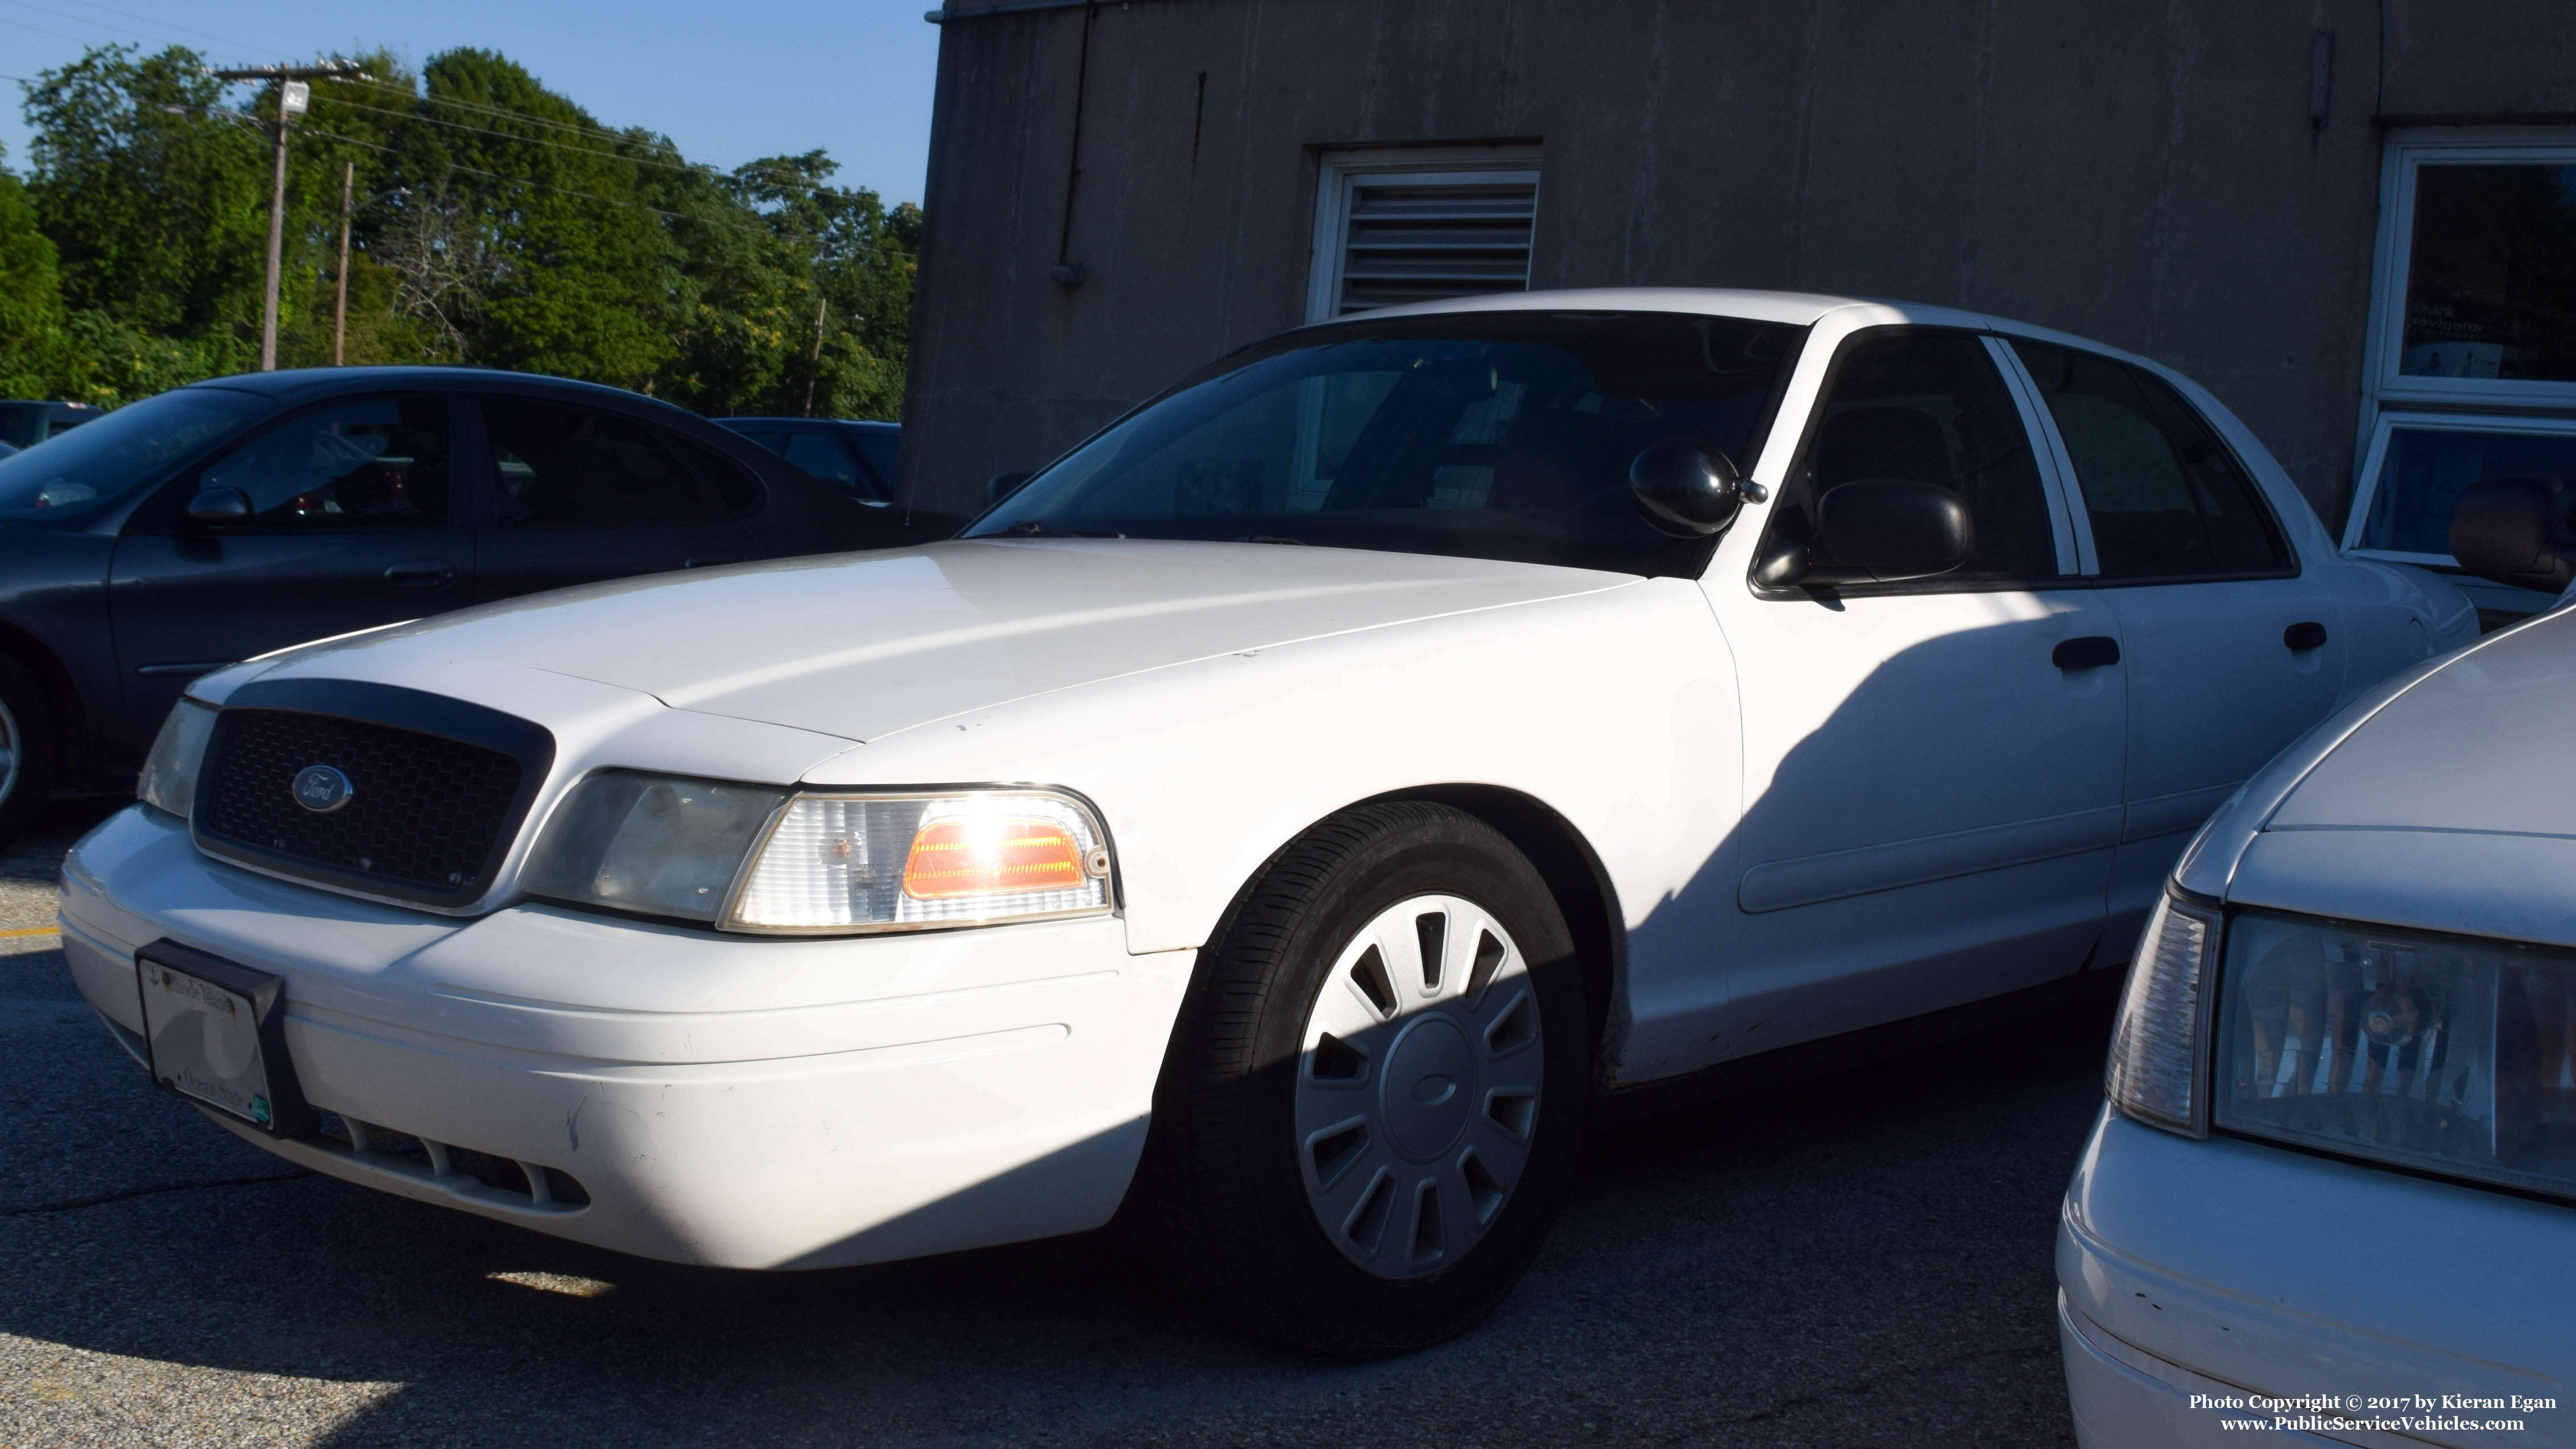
179, 366, 692, 415
719, 416, 899, 430
1332, 286, 2099, 347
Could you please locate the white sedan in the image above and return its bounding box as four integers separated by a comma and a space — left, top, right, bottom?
2065, 486, 2575, 1447
64, 289, 2473, 1356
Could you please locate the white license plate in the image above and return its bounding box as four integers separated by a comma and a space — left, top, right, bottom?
138, 953, 281, 1129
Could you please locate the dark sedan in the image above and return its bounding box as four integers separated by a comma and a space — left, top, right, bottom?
0, 367, 910, 840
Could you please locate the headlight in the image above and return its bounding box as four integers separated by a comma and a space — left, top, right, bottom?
2214, 912, 2576, 1203
136, 699, 217, 819
2106, 889, 2221, 1135
521, 772, 1113, 934
727, 790, 1111, 933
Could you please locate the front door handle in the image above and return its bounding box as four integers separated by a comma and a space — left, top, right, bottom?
385, 561, 455, 589
2052, 636, 2121, 670
2284, 620, 2328, 652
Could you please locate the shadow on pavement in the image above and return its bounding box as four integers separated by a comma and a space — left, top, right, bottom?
0, 947, 2106, 1448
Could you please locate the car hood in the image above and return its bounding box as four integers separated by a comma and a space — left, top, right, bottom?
2225, 607, 2576, 946
2265, 606, 2576, 837
256, 539, 1636, 743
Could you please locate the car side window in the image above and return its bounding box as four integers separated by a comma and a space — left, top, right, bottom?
2011, 342, 2290, 580
481, 399, 706, 529
1762, 329, 2059, 587
194, 394, 453, 531
849, 432, 898, 495
671, 436, 763, 516
782, 431, 862, 491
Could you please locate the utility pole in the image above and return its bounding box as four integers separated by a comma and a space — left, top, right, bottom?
334, 160, 353, 366
209, 61, 367, 371
802, 294, 827, 416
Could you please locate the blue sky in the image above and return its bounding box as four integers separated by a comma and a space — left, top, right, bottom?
0, 0, 941, 204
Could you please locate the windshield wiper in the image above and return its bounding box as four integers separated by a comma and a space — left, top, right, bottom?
1236, 534, 1307, 546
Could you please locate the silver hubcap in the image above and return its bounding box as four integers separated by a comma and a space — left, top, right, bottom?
1294, 893, 1543, 1280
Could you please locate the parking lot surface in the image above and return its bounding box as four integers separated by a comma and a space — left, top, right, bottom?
2, 802, 2096, 1448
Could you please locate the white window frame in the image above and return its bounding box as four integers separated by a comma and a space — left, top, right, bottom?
2341, 408, 2576, 565
2347, 127, 2576, 572
2360, 127, 2576, 413
1304, 146, 1542, 325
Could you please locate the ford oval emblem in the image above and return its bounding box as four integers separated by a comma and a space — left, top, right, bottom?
291, 764, 354, 814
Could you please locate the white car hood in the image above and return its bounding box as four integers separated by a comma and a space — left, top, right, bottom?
256, 539, 1635, 743
2225, 608, 2576, 946
2266, 607, 2575, 837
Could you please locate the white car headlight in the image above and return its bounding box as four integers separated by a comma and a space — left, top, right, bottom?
728, 790, 1112, 933
521, 772, 1113, 934
136, 699, 218, 820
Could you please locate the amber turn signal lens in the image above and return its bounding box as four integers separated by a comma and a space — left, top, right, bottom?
901, 816, 1086, 900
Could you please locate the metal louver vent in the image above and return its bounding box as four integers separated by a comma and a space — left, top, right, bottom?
1332, 173, 1539, 315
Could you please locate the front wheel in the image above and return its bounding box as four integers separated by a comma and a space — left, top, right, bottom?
1137, 801, 1591, 1357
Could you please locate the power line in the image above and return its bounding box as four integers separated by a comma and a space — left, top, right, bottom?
321, 76, 821, 186
312, 89, 786, 187
293, 122, 834, 243
25, 0, 276, 57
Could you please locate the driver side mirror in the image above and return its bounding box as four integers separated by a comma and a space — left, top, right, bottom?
1753, 479, 1974, 589
185, 486, 251, 523
1628, 439, 1759, 537
2450, 473, 2576, 593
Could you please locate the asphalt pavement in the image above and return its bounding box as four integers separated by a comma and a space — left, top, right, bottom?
1, 800, 2099, 1448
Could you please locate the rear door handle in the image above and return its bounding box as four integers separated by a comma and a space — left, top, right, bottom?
2052, 636, 2121, 670
684, 554, 740, 569
2284, 620, 2328, 651
385, 561, 455, 589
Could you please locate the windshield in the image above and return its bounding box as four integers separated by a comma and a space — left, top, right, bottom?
966, 311, 1805, 574
0, 387, 272, 523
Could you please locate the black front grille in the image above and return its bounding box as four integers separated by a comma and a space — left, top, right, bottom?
199, 709, 525, 897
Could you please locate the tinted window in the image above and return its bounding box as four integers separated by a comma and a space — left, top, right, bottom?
194, 395, 453, 531
2014, 342, 2288, 580
783, 432, 860, 490
968, 311, 1803, 575
483, 399, 703, 529
672, 435, 761, 515
0, 387, 271, 521
1765, 330, 2057, 585
849, 430, 898, 492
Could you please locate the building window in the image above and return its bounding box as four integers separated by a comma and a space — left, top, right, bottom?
2347, 129, 2576, 593
1306, 147, 1540, 322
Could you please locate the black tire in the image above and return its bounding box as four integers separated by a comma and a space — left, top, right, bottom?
1134, 800, 1591, 1357
0, 652, 58, 846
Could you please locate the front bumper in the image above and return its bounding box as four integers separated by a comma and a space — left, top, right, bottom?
2058, 1107, 2574, 1449
61, 805, 1195, 1269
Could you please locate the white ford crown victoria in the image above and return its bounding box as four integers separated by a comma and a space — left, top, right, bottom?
64, 289, 2474, 1356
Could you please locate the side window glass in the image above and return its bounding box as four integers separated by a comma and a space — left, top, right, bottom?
782, 432, 862, 491
2014, 343, 2289, 579
850, 432, 899, 496
672, 436, 762, 516
1769, 330, 2058, 585
482, 399, 705, 529
196, 395, 453, 531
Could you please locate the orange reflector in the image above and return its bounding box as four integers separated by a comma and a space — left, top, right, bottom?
901, 816, 1085, 900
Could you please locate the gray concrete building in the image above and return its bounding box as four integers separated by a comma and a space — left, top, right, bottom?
897, 0, 2576, 573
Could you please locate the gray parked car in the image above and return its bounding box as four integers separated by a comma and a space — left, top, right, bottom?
0, 368, 909, 842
